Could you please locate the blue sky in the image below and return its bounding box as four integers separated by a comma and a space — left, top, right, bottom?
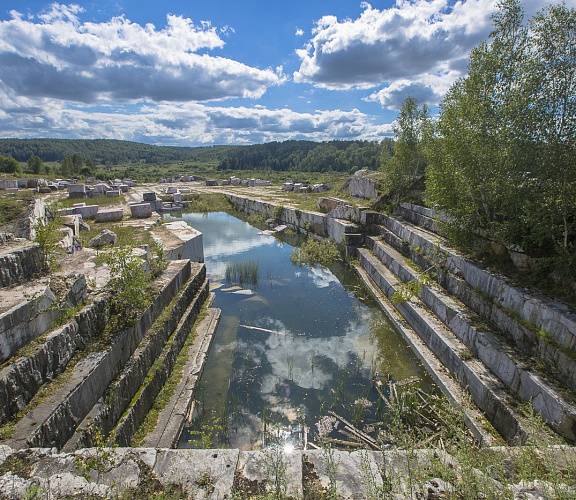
0, 0, 570, 146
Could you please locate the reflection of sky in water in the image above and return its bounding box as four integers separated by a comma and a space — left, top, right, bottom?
302, 266, 341, 289
177, 212, 432, 450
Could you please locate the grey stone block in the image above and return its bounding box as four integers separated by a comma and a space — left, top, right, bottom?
95, 208, 123, 223
130, 203, 152, 218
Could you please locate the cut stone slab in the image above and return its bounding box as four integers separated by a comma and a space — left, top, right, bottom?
237, 450, 303, 499
95, 208, 123, 223
156, 221, 203, 262
73, 204, 99, 219
154, 448, 239, 498
303, 450, 382, 499
130, 202, 153, 218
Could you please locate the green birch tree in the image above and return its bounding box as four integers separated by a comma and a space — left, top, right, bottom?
383, 96, 430, 200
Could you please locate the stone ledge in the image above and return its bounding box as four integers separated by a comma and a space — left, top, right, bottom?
4, 262, 192, 451
367, 236, 576, 442
145, 307, 221, 449
377, 213, 576, 352
66, 266, 207, 451
358, 248, 526, 443
1, 446, 573, 498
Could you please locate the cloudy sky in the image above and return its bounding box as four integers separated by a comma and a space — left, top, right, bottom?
0, 0, 571, 146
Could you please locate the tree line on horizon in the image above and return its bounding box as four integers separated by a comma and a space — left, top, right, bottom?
216, 140, 392, 172
0, 138, 228, 165
0, 138, 390, 176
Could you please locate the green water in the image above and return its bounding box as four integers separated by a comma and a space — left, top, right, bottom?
173, 211, 433, 450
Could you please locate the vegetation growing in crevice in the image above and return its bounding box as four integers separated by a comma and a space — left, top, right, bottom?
104, 245, 153, 328
130, 307, 208, 446
33, 214, 63, 271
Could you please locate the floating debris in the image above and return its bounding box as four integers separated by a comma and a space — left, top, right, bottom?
240, 325, 286, 335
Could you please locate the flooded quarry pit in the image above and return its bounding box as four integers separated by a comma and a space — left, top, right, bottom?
170, 211, 434, 450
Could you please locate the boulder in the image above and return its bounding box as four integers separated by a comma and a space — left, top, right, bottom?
317, 197, 348, 213
89, 230, 117, 248
342, 175, 379, 199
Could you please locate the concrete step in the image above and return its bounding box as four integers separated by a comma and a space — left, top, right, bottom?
366, 237, 576, 442
372, 213, 576, 353
111, 279, 210, 446
3, 261, 193, 450
377, 225, 576, 398
358, 248, 527, 443
143, 306, 221, 449
64, 264, 207, 451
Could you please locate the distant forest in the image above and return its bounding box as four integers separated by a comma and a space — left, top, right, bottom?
216, 140, 392, 172
0, 138, 391, 172
0, 138, 231, 165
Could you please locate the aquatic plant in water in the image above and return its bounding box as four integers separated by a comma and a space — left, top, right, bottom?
225, 259, 260, 285
290, 237, 341, 267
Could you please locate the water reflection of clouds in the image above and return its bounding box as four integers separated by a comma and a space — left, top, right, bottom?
259, 316, 375, 398
204, 235, 275, 260
306, 266, 340, 289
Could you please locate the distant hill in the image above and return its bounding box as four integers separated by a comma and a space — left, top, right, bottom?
216, 139, 392, 172
0, 138, 232, 165
0, 138, 391, 172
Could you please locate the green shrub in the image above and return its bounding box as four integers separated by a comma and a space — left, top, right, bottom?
290, 237, 341, 267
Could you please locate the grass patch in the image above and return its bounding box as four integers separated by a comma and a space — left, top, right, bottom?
84, 223, 152, 252
56, 195, 125, 209
0, 190, 35, 226
182, 192, 232, 213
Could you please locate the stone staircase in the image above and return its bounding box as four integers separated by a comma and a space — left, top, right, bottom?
0, 234, 217, 452
355, 208, 576, 443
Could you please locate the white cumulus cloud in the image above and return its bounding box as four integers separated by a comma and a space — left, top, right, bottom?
294, 0, 495, 103
294, 0, 576, 109
0, 4, 282, 104
0, 83, 393, 145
